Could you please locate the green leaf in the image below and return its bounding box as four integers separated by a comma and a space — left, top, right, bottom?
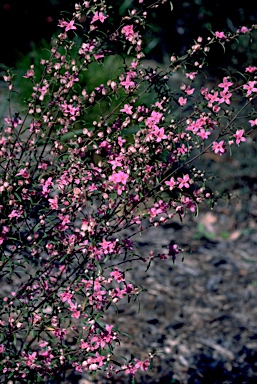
219, 42, 226, 54
137, 297, 141, 313
121, 331, 133, 339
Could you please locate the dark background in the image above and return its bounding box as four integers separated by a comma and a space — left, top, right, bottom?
1, 0, 257, 69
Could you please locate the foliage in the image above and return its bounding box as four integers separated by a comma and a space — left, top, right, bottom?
0, 0, 257, 382
2, 0, 257, 69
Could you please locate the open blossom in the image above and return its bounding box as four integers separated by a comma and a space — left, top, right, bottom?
120, 104, 133, 115
177, 174, 191, 189
48, 196, 58, 210
245, 66, 257, 73
178, 97, 187, 106
32, 313, 42, 325
8, 209, 23, 219
24, 352, 37, 367
197, 128, 211, 140
109, 171, 129, 185
41, 177, 54, 197
16, 168, 30, 179
233, 129, 246, 145
118, 136, 126, 147
219, 90, 232, 105
212, 140, 226, 155
152, 126, 167, 142
186, 71, 197, 80
165, 177, 177, 190
23, 68, 35, 79
240, 26, 249, 33
134, 358, 150, 371
110, 268, 125, 282
58, 19, 76, 32
120, 76, 135, 90
218, 77, 233, 91
91, 11, 108, 24
121, 25, 139, 42
243, 81, 257, 97
54, 328, 67, 340
249, 118, 257, 126
215, 31, 226, 39
184, 85, 195, 95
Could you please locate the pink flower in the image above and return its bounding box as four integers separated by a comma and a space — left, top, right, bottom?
130, 60, 139, 68
109, 171, 129, 185
54, 328, 67, 340
218, 77, 233, 91
70, 306, 81, 319
185, 71, 197, 80
8, 209, 23, 219
120, 76, 135, 90
184, 85, 195, 95
41, 177, 53, 197
110, 268, 124, 282
182, 196, 196, 213
16, 168, 30, 179
165, 177, 177, 190
243, 81, 257, 97
121, 25, 139, 42
177, 143, 188, 154
58, 19, 77, 32
197, 129, 211, 140
249, 118, 257, 126
48, 196, 58, 210
39, 340, 48, 348
108, 157, 123, 170
25, 351, 37, 367
215, 31, 226, 39
245, 66, 257, 73
219, 90, 232, 105
135, 358, 150, 371
61, 103, 80, 116
240, 26, 249, 33
118, 136, 126, 147
23, 68, 35, 78
212, 140, 226, 155
233, 129, 246, 145
178, 97, 187, 106
152, 126, 167, 142
32, 313, 42, 325
147, 111, 163, 125
177, 174, 191, 189
91, 11, 108, 24
60, 291, 73, 304
206, 91, 220, 106
213, 105, 221, 113
120, 104, 133, 115
99, 238, 116, 254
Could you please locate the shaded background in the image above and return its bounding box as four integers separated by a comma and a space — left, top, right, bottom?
1, 0, 257, 70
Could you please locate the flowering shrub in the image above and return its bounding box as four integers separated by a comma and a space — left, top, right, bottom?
0, 0, 257, 382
